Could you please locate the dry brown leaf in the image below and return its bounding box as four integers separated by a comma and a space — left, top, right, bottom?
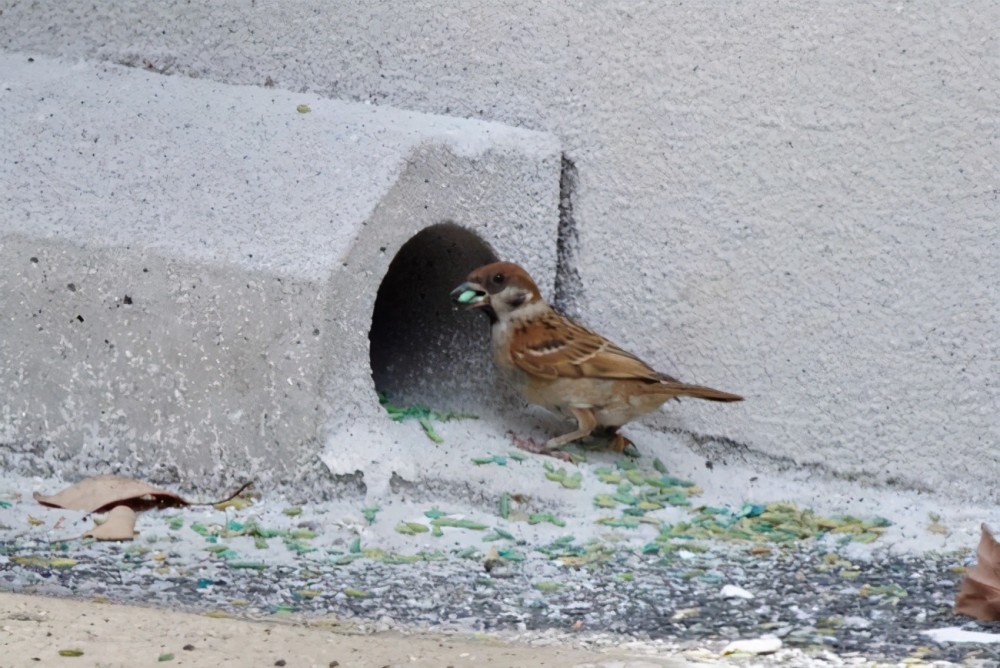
33, 475, 190, 513
82, 505, 138, 541
955, 524, 1000, 621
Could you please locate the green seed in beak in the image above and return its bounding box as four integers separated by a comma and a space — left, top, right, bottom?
457, 289, 478, 304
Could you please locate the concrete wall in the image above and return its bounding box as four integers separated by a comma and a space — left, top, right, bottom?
1, 2, 997, 500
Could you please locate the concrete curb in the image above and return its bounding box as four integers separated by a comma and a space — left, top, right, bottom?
0, 52, 561, 498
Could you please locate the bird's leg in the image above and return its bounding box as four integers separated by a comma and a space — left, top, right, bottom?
543, 407, 597, 451
607, 427, 636, 454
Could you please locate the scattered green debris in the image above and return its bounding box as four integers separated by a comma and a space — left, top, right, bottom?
597, 516, 640, 529
497, 547, 526, 561
493, 527, 515, 540
507, 451, 527, 462
296, 588, 321, 599
226, 561, 267, 570
344, 587, 369, 598
166, 516, 183, 530
472, 454, 507, 466
431, 517, 488, 531
542, 465, 583, 489
534, 581, 563, 592
927, 512, 948, 535
282, 538, 316, 554
296, 104, 311, 113
498, 493, 511, 519
190, 522, 211, 537
214, 496, 253, 511
424, 508, 448, 519
535, 535, 585, 559
206, 545, 239, 560
349, 537, 362, 553
859, 582, 908, 599
157, 653, 175, 662
58, 649, 84, 657
455, 546, 479, 559
615, 458, 638, 471
361, 506, 380, 524
13, 556, 77, 568
658, 502, 891, 545
395, 521, 430, 535
282, 507, 302, 517
593, 493, 617, 509
378, 393, 477, 442
652, 458, 668, 474
528, 512, 566, 527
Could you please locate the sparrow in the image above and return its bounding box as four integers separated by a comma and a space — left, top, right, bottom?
450, 261, 742, 453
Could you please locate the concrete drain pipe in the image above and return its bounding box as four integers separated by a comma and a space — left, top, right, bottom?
0, 52, 561, 500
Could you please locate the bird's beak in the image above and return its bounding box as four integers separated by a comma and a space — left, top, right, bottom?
450, 281, 489, 310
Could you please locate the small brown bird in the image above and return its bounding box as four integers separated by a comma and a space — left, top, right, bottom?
451, 261, 742, 454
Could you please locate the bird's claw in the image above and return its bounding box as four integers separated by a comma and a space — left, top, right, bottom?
510, 434, 575, 463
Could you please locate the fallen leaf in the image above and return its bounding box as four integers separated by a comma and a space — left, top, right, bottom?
82, 505, 138, 541
34, 475, 189, 513
955, 524, 1000, 621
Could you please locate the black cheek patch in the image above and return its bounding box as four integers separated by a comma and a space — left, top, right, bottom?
507, 293, 526, 308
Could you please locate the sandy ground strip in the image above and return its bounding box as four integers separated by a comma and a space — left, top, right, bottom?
0, 592, 695, 668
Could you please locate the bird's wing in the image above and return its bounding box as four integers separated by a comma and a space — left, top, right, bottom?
509, 311, 670, 381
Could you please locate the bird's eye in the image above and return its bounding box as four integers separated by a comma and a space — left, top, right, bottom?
491, 273, 505, 285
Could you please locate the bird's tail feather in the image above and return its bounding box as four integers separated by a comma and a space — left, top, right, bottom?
665, 382, 743, 402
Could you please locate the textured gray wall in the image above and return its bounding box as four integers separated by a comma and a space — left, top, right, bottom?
1, 2, 997, 499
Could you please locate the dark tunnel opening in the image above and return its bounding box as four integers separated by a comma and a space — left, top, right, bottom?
369, 222, 500, 412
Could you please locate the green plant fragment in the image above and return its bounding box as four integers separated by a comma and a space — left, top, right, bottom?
535, 581, 563, 592
344, 588, 369, 598
431, 517, 488, 530
528, 512, 566, 527
561, 472, 583, 489
498, 493, 511, 519
594, 494, 617, 508
395, 521, 430, 535
227, 561, 268, 570
494, 527, 515, 540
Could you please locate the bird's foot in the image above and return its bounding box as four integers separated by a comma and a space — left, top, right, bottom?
510, 433, 575, 463
607, 429, 640, 457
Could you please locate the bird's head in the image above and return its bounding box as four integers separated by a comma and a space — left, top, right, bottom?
450, 261, 544, 322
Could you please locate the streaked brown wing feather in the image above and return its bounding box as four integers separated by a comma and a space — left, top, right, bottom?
510, 312, 668, 381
